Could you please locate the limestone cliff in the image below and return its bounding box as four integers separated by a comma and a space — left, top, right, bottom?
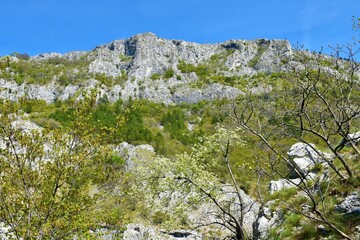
0, 32, 323, 104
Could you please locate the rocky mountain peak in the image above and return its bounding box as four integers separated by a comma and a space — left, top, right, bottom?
0, 33, 303, 105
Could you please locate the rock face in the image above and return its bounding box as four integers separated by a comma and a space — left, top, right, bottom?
11, 119, 42, 132
184, 185, 260, 238
0, 33, 296, 105
114, 142, 155, 171
269, 142, 332, 194
87, 33, 291, 78
335, 191, 360, 215
122, 224, 201, 240
269, 178, 302, 194
253, 206, 282, 240
114, 142, 277, 239
122, 224, 202, 240
348, 131, 360, 144
287, 142, 327, 178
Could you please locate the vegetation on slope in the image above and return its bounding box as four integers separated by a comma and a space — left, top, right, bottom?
0, 18, 359, 240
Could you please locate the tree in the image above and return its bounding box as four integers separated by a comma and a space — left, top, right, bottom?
116, 101, 153, 143
0, 92, 110, 239
134, 127, 258, 240
228, 21, 360, 239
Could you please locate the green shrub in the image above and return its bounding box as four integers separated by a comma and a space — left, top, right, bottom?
21, 99, 51, 114
152, 210, 170, 225
31, 118, 62, 129
161, 108, 191, 144
105, 154, 125, 166
164, 68, 174, 79
248, 43, 269, 68
119, 54, 132, 62
177, 60, 197, 73
150, 73, 161, 80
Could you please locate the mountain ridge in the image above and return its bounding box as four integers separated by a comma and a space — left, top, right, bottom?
0, 33, 347, 105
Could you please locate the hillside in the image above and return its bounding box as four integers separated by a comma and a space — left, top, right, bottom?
0, 32, 324, 104
0, 33, 359, 240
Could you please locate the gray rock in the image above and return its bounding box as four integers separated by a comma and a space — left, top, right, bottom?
268, 173, 318, 194
31, 51, 87, 61
89, 59, 122, 77
172, 83, 243, 103
58, 84, 80, 101
122, 224, 201, 240
185, 185, 260, 238
269, 178, 302, 194
335, 191, 360, 215
287, 142, 328, 177
88, 33, 293, 81
348, 131, 360, 144
317, 224, 328, 236
0, 222, 13, 240
114, 142, 155, 171
254, 206, 282, 240
2, 33, 359, 106
31, 52, 63, 60
11, 119, 42, 132
354, 225, 360, 240
26, 84, 58, 103
288, 142, 321, 159
0, 33, 315, 105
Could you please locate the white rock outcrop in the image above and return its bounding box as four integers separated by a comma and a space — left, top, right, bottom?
287, 142, 329, 177
114, 142, 155, 171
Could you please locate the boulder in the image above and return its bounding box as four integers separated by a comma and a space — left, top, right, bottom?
287, 142, 327, 177
269, 178, 302, 194
0, 222, 12, 240
122, 224, 201, 240
253, 206, 282, 240
114, 142, 155, 171
348, 131, 360, 144
335, 191, 360, 215
11, 119, 42, 132
185, 185, 260, 238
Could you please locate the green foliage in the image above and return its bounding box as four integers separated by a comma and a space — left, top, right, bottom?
49, 106, 76, 127
248, 41, 269, 68
117, 70, 128, 83
153, 132, 165, 154
164, 68, 175, 79
0, 93, 111, 239
152, 210, 170, 225
0, 34, 358, 238
177, 60, 197, 73
150, 73, 161, 80
20, 99, 52, 114
117, 102, 153, 144
177, 49, 238, 87
31, 117, 62, 129
119, 54, 132, 62
105, 153, 125, 166
0, 56, 91, 85
294, 223, 319, 239
161, 108, 189, 144
133, 127, 249, 238
91, 100, 118, 129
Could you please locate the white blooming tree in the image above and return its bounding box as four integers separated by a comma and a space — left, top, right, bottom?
135, 127, 258, 240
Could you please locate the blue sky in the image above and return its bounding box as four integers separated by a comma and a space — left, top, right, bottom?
0, 0, 359, 56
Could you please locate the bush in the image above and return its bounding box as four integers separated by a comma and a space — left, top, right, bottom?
162, 108, 190, 144
164, 68, 174, 79
150, 73, 161, 80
